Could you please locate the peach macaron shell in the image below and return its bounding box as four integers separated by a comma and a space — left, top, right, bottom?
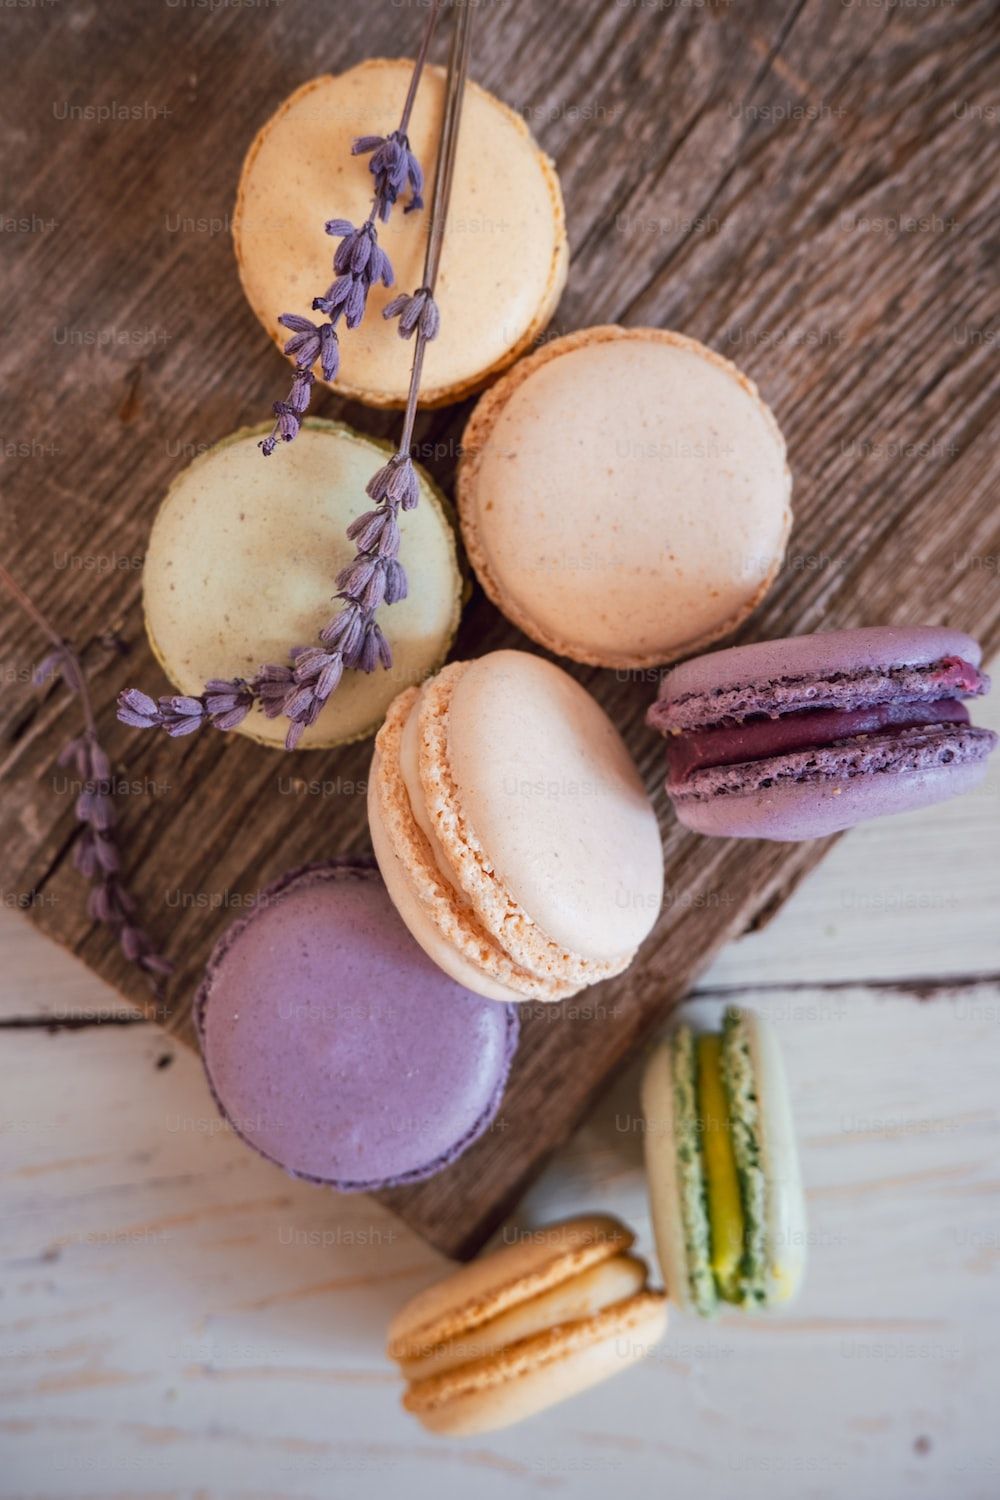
233, 61, 568, 409
457, 325, 792, 668
389, 1215, 667, 1436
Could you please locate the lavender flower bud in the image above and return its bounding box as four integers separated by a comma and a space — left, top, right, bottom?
387, 458, 419, 510
336, 555, 377, 599
283, 684, 316, 720
288, 370, 315, 413
372, 244, 394, 288
350, 232, 372, 274
316, 654, 344, 699
88, 884, 114, 923
346, 508, 388, 552
318, 323, 339, 382
359, 562, 386, 612
320, 602, 362, 649
117, 688, 161, 729
377, 510, 400, 559
365, 461, 395, 503
120, 924, 144, 962
273, 402, 300, 444
34, 650, 64, 685
285, 719, 306, 751
384, 559, 408, 604
344, 278, 367, 329
419, 294, 440, 340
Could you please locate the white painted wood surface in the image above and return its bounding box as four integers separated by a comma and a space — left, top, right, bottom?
1, 668, 998, 1498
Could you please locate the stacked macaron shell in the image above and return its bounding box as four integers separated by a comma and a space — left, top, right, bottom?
389, 1215, 667, 1435
142, 421, 461, 749
647, 626, 996, 840
458, 326, 791, 668
234, 60, 567, 408
642, 1008, 806, 1317
196, 861, 518, 1191
369, 650, 665, 1002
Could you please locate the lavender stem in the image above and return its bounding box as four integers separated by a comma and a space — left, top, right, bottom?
0, 561, 172, 992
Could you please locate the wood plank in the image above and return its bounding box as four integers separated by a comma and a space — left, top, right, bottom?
1, 0, 998, 1256
2, 984, 999, 1496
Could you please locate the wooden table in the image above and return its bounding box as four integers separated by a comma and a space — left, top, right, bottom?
3, 0, 1000, 1486
2, 675, 998, 1497
2, 0, 998, 1259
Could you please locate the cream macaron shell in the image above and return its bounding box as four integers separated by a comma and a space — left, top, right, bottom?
388, 1215, 668, 1436
458, 325, 792, 668
745, 1009, 808, 1304
142, 421, 461, 749
640, 1040, 695, 1313
369, 651, 665, 1001
233, 60, 568, 408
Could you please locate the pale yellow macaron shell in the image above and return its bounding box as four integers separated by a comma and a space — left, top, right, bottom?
458, 326, 792, 668
142, 421, 461, 749
233, 60, 568, 408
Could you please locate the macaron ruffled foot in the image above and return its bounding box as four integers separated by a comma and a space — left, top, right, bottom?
369, 650, 665, 1002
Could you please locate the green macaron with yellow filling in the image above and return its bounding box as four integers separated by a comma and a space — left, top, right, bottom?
641, 1006, 806, 1316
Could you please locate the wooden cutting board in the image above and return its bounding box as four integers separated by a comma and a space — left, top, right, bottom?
2, 0, 997, 1258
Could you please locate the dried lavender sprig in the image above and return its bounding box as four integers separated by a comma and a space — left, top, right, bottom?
259, 0, 445, 457
275, 0, 473, 749
0, 563, 172, 992
116, 0, 472, 752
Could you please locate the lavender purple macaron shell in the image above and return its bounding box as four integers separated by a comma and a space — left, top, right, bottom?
195, 860, 519, 1192
654, 626, 983, 717
674, 726, 994, 840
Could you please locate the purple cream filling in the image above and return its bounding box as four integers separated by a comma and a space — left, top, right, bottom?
667, 697, 971, 784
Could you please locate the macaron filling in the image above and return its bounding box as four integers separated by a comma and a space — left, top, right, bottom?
672, 1010, 770, 1313
399, 1253, 649, 1382
654, 651, 992, 797
666, 697, 972, 784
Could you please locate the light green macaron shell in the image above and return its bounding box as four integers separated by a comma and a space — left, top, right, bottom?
670, 1026, 718, 1316
142, 420, 463, 749
720, 1007, 769, 1308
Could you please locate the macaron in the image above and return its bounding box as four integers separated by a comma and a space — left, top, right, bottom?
233, 59, 568, 408
457, 325, 791, 668
142, 419, 461, 749
388, 1215, 667, 1435
195, 860, 518, 1191
368, 649, 665, 1003
642, 1007, 806, 1318
647, 625, 996, 840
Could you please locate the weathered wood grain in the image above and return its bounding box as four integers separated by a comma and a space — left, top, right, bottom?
4, 979, 1000, 1497
1, 0, 997, 1256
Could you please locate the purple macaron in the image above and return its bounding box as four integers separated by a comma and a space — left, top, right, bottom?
647, 626, 996, 840
195, 860, 519, 1192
